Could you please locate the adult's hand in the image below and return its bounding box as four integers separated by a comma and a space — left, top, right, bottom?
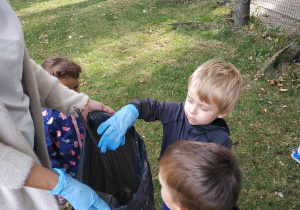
49, 168, 110, 210
82, 99, 115, 120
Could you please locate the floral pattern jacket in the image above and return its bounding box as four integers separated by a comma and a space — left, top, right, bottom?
42, 109, 84, 178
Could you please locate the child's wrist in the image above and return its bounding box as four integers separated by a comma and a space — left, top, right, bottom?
124, 104, 139, 118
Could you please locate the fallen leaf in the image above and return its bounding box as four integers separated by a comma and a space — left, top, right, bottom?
264, 108, 268, 114
249, 24, 254, 30
40, 39, 49, 44
282, 105, 288, 108
260, 88, 265, 93
245, 84, 251, 90
254, 73, 264, 78
275, 192, 283, 198
279, 161, 285, 166
279, 89, 288, 92
268, 80, 274, 85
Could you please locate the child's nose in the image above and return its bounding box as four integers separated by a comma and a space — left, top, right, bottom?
190, 104, 197, 114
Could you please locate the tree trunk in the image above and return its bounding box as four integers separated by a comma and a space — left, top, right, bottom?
233, 0, 250, 26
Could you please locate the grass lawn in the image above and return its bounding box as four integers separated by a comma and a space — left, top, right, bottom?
11, 0, 299, 209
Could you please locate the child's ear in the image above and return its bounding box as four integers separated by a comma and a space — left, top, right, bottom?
218, 112, 227, 118
179, 205, 187, 210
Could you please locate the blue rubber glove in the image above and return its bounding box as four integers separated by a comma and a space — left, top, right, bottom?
97, 104, 139, 153
49, 168, 110, 210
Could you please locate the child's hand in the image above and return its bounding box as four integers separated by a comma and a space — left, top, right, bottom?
97, 104, 139, 153
49, 168, 110, 210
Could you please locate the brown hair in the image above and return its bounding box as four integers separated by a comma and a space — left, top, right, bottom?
158, 140, 242, 210
188, 60, 242, 114
42, 55, 81, 79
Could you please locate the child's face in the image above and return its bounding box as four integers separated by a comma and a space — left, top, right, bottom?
158, 171, 182, 210
184, 85, 226, 125
59, 76, 80, 93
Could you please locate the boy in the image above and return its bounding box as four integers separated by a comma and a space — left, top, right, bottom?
158, 140, 242, 210
97, 59, 242, 209
97, 59, 242, 156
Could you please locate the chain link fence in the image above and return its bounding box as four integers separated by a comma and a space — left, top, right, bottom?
250, 0, 300, 32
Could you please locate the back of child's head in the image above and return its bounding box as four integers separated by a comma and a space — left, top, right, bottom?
42, 55, 81, 79
188, 59, 242, 114
158, 140, 241, 210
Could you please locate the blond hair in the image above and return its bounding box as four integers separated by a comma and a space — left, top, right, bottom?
188, 60, 242, 114
158, 140, 241, 210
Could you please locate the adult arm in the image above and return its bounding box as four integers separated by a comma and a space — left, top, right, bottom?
24, 162, 59, 190
0, 106, 109, 209
29, 58, 114, 117
26, 163, 111, 209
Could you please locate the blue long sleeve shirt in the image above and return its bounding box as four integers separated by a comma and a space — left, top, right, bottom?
129, 98, 232, 158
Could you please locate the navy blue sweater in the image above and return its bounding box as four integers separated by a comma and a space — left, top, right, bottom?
129, 98, 232, 157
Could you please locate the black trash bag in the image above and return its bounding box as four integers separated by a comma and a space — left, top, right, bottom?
76, 111, 155, 210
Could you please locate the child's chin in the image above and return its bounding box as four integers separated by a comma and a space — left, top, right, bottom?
188, 120, 197, 125
189, 119, 207, 125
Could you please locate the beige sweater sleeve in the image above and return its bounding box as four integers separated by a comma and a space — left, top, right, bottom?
0, 143, 33, 189
0, 102, 35, 189
29, 59, 89, 117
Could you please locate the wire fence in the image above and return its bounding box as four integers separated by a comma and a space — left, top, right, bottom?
250, 0, 300, 32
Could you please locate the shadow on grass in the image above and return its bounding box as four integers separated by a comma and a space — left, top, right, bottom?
10, 0, 50, 11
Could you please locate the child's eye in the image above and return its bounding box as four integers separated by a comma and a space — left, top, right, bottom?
200, 106, 208, 111
74, 85, 79, 90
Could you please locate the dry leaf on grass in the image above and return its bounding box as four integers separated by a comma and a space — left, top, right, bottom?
279, 89, 288, 92
275, 192, 283, 198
